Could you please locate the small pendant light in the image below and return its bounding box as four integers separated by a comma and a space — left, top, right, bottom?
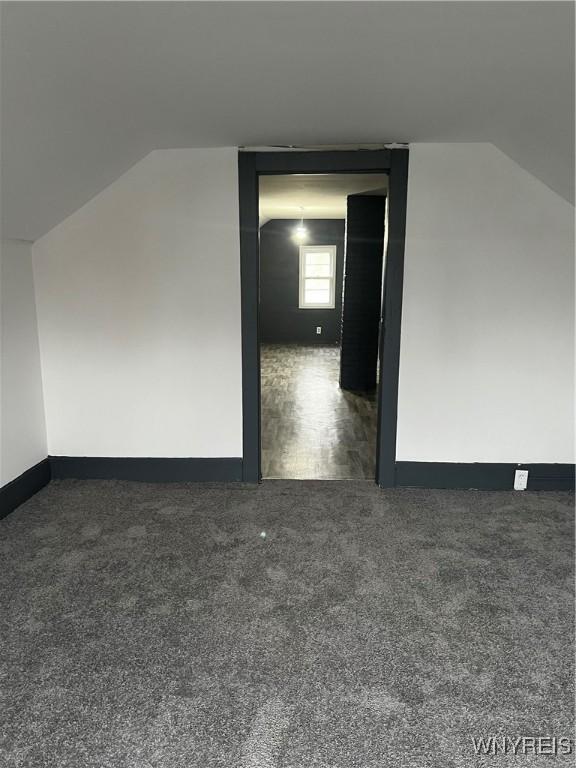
292, 206, 308, 244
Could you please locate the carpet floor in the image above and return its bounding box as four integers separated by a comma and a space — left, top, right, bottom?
0, 480, 573, 767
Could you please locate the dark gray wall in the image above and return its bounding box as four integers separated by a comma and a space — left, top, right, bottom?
340, 195, 386, 391
260, 219, 345, 344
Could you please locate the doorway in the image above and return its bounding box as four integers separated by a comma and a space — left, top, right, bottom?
238, 150, 409, 485
258, 173, 388, 479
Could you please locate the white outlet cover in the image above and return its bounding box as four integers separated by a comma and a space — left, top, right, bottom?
316, 327, 322, 334
514, 469, 529, 491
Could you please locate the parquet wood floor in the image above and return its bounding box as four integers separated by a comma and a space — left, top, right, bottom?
260, 344, 377, 479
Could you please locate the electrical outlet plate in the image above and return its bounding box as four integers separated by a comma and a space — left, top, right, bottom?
514, 469, 529, 491
316, 326, 322, 334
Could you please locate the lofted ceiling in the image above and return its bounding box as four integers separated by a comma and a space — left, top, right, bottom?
259, 174, 388, 224
1, 1, 573, 241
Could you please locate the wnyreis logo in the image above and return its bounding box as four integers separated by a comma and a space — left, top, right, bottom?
471, 736, 573, 756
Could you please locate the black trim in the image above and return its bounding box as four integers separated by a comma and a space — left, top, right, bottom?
49, 457, 243, 483
395, 462, 576, 491
238, 153, 261, 482
253, 149, 392, 175
0, 457, 571, 523
376, 150, 409, 487
238, 149, 409, 485
0, 458, 51, 519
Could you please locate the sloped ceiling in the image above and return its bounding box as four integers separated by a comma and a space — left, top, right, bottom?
1, 1, 573, 241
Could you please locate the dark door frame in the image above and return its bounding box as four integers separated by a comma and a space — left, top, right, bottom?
238, 149, 409, 486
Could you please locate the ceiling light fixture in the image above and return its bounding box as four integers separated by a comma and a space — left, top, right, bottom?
292, 207, 308, 244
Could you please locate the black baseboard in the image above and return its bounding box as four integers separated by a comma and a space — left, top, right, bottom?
49, 456, 243, 483
2, 457, 572, 521
395, 462, 575, 491
0, 458, 51, 519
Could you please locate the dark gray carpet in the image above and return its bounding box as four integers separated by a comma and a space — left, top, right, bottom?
0, 480, 573, 767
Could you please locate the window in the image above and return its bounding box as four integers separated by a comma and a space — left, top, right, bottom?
299, 245, 337, 309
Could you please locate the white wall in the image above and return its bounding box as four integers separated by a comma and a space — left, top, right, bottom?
30, 142, 574, 467
1, 239, 47, 484
33, 149, 243, 458
397, 143, 574, 463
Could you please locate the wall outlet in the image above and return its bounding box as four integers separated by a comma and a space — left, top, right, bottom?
514, 469, 529, 491
316, 326, 322, 335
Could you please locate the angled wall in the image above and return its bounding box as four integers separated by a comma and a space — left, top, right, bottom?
22, 142, 575, 483
397, 143, 574, 464
32, 149, 242, 459
1, 239, 47, 485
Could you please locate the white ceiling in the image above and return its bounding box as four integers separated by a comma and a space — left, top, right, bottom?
259, 174, 387, 224
1, 2, 573, 241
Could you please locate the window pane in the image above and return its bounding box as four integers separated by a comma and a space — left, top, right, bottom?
304, 289, 331, 305
299, 246, 336, 308
305, 278, 330, 291
305, 252, 331, 266
304, 263, 331, 278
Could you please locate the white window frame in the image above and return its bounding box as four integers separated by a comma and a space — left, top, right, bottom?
298, 245, 337, 309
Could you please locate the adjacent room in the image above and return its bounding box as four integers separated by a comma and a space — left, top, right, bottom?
0, 3, 574, 767
259, 173, 388, 480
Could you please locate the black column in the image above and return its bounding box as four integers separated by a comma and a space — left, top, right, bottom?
339, 194, 386, 391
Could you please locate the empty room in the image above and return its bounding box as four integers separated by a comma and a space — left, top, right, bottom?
259, 172, 388, 480
1, 2, 574, 767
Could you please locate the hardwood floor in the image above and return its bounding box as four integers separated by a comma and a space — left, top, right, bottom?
260, 344, 377, 479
